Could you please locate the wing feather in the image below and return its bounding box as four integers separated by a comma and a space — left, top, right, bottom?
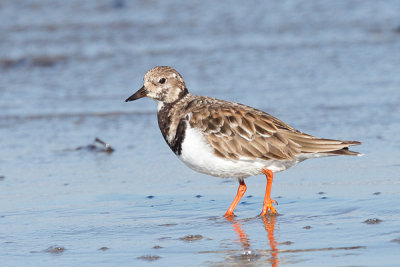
186, 97, 360, 160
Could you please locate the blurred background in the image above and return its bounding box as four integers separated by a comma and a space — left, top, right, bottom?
1, 0, 400, 266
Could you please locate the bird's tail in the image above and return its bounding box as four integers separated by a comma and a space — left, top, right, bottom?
285, 132, 362, 156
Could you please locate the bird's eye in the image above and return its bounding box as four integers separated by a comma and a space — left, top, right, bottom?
159, 78, 166, 84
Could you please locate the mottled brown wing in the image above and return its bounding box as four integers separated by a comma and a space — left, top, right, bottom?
186, 97, 361, 160
187, 98, 302, 161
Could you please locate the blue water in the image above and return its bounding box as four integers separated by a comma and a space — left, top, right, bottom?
1, 0, 400, 266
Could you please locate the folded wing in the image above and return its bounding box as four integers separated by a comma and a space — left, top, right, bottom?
186, 98, 361, 161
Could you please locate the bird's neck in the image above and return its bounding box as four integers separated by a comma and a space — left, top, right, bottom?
157, 93, 191, 155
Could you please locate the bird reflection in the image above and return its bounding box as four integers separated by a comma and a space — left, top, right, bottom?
231, 220, 251, 250
262, 216, 279, 267
227, 215, 279, 266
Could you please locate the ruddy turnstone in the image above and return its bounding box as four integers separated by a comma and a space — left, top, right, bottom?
125, 66, 361, 217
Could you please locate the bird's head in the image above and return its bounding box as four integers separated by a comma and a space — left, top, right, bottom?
125, 66, 188, 104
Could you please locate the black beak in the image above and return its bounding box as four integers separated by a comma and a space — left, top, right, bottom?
125, 86, 147, 102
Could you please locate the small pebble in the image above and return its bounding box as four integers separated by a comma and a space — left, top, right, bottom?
179, 234, 203, 242
153, 245, 163, 249
303, 226, 312, 229
137, 255, 161, 261
320, 197, 327, 199
98, 247, 109, 251
318, 192, 325, 195
146, 195, 154, 199
44, 245, 66, 254
279, 241, 294, 245
364, 218, 382, 224
195, 195, 203, 198
373, 192, 381, 195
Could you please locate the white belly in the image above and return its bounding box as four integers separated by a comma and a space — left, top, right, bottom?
179, 127, 297, 178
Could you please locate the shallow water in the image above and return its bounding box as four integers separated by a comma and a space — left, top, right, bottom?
1, 0, 400, 266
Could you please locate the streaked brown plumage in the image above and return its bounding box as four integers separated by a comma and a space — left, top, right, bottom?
125, 66, 361, 216
184, 97, 360, 161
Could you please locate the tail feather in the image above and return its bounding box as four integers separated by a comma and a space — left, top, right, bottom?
285, 132, 362, 156
322, 147, 361, 156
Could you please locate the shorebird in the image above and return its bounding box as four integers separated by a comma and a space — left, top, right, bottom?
125, 66, 361, 217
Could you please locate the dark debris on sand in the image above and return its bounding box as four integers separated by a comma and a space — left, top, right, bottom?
44, 245, 66, 254
364, 218, 383, 224
74, 138, 114, 153
137, 255, 161, 261
279, 241, 294, 245
179, 235, 203, 242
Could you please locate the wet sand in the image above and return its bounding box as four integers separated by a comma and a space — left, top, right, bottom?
1, 0, 400, 266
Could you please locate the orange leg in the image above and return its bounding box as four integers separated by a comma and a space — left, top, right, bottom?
261, 168, 278, 216
224, 179, 246, 217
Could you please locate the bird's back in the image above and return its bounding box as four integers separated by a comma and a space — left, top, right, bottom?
181, 95, 361, 162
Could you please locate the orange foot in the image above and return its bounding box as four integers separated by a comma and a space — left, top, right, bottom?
260, 198, 278, 216
261, 168, 278, 216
